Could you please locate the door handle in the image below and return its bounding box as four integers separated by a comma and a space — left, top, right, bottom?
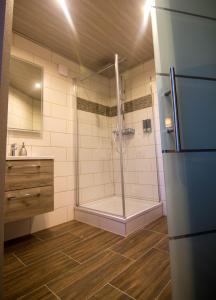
170, 67, 181, 152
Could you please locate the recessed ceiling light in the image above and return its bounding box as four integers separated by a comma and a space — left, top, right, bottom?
34, 82, 41, 89
56, 0, 76, 33
143, 0, 152, 20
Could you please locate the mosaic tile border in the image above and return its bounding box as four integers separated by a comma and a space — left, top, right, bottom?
77, 95, 152, 117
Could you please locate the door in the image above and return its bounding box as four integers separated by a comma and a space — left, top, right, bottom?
151, 1, 216, 299
0, 0, 14, 297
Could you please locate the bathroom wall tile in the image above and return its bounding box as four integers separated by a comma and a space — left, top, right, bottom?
54, 190, 74, 209
79, 174, 94, 188
67, 205, 75, 221
11, 46, 34, 62
51, 133, 73, 147
31, 146, 67, 161
66, 147, 76, 161
44, 88, 67, 106
55, 162, 75, 177
51, 103, 73, 120
44, 117, 67, 133
13, 34, 52, 61
54, 177, 68, 193
43, 101, 52, 116
30, 207, 68, 233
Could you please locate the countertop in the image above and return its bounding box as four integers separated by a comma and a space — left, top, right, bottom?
6, 156, 54, 160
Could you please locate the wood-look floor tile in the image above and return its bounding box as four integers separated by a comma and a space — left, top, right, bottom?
112, 229, 164, 260
4, 252, 78, 300
111, 248, 170, 300
156, 281, 172, 300
4, 235, 41, 255
63, 231, 122, 263
14, 232, 81, 265
18, 285, 58, 300
155, 236, 169, 252
4, 254, 25, 276
34, 220, 103, 241
145, 217, 168, 234
89, 284, 134, 300
47, 250, 132, 300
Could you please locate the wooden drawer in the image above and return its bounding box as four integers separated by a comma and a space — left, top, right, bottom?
4, 186, 54, 223
5, 160, 53, 191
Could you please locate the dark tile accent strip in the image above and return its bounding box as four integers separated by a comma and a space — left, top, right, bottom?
77, 98, 109, 117
124, 95, 152, 114
109, 105, 117, 117
77, 95, 152, 117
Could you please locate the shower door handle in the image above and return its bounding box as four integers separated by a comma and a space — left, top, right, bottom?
170, 66, 182, 152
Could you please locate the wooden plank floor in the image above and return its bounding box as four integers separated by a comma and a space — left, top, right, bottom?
3, 217, 171, 300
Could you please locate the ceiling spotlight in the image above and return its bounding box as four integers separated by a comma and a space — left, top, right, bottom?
143, 0, 152, 22
34, 82, 41, 89
56, 0, 76, 33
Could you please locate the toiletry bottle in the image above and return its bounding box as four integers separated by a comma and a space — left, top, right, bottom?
19, 142, 27, 156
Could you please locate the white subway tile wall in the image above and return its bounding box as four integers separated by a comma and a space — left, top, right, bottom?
77, 80, 114, 204
5, 34, 166, 240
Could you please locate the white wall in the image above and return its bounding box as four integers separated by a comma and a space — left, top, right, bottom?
77, 76, 114, 204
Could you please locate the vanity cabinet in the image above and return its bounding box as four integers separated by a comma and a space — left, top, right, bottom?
4, 159, 54, 223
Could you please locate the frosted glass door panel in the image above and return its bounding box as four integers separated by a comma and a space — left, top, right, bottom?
169, 233, 216, 300
154, 8, 216, 77
176, 78, 216, 149
164, 152, 216, 236
155, 0, 216, 19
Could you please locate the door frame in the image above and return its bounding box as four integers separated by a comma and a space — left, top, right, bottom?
0, 0, 14, 296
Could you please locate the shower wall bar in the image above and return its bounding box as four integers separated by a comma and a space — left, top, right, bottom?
115, 53, 126, 218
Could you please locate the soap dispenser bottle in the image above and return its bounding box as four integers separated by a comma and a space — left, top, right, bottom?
19, 142, 27, 156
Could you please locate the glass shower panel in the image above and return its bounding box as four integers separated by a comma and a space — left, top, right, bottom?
112, 66, 160, 217
76, 73, 124, 217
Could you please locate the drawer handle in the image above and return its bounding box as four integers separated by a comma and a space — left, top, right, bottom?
7, 196, 16, 201
7, 193, 41, 200
7, 164, 41, 169
23, 193, 41, 198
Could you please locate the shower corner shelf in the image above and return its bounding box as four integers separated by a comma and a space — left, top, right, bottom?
113, 128, 135, 136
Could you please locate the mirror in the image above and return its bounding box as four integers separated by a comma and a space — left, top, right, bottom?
8, 56, 43, 132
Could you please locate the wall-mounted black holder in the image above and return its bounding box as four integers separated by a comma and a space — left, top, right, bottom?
143, 119, 152, 133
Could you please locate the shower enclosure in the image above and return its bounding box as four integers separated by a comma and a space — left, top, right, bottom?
74, 54, 162, 235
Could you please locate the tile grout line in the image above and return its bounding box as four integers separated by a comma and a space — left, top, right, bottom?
153, 247, 169, 255
145, 228, 168, 235
109, 283, 136, 300
108, 249, 136, 263
13, 253, 28, 267
155, 279, 171, 300
45, 284, 62, 300
14, 250, 75, 269
151, 235, 168, 249
17, 285, 47, 299
32, 234, 44, 242
60, 251, 81, 264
